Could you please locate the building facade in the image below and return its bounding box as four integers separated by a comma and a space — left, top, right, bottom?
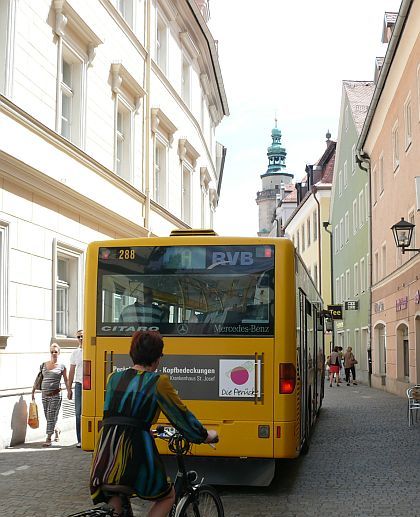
0, 0, 228, 447
329, 81, 374, 384
283, 136, 336, 353
357, 0, 420, 396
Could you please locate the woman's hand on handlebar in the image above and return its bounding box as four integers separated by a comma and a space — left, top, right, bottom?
204, 429, 218, 444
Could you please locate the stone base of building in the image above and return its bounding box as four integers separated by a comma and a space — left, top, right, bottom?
370, 374, 411, 398
0, 392, 75, 450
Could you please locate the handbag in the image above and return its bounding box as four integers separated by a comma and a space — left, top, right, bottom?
28, 400, 39, 429
352, 359, 358, 365
33, 363, 44, 391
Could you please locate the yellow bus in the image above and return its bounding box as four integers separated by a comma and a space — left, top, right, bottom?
82, 230, 324, 485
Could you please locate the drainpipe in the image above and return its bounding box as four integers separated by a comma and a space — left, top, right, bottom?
312, 186, 322, 292
144, 0, 152, 230
356, 150, 372, 387
322, 221, 334, 350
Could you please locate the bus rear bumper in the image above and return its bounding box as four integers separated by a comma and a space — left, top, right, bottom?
162, 455, 275, 486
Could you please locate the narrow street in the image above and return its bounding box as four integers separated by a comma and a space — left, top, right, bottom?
1, 382, 419, 517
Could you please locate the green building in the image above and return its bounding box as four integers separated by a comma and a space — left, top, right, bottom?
329, 81, 374, 384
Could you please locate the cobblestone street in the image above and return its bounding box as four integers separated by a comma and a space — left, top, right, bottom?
1, 381, 419, 517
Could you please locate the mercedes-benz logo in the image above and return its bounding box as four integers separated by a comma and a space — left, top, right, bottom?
177, 323, 188, 335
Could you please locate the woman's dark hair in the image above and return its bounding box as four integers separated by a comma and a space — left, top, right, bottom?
130, 331, 164, 366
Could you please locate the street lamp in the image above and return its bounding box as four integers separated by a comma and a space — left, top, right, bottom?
391, 218, 419, 254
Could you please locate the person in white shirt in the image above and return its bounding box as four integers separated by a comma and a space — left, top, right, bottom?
68, 329, 83, 447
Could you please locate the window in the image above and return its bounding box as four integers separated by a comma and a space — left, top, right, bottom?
372, 165, 377, 204
404, 96, 412, 150
351, 144, 356, 174
307, 219, 311, 247
344, 161, 348, 189
156, 15, 167, 73
296, 230, 300, 253
359, 190, 364, 228
111, 64, 145, 184
381, 244, 386, 278
301, 225, 306, 252
354, 263, 359, 296
353, 199, 358, 234
116, 0, 133, 27
340, 274, 344, 303
409, 210, 416, 258
151, 108, 177, 201
313, 211, 318, 241
392, 122, 399, 171
178, 138, 199, 224
182, 165, 192, 225
360, 258, 366, 293
60, 53, 83, 144
200, 167, 211, 228
334, 225, 339, 254
344, 105, 349, 131
418, 65, 420, 122
340, 219, 344, 249
154, 140, 167, 206
0, 0, 16, 96
345, 212, 349, 243
181, 56, 191, 107
53, 2, 102, 147
374, 251, 379, 283
0, 222, 9, 341
338, 170, 342, 196
379, 154, 384, 194
335, 277, 340, 303
346, 269, 350, 300
314, 263, 318, 289
54, 243, 84, 339
365, 183, 369, 222
115, 102, 132, 181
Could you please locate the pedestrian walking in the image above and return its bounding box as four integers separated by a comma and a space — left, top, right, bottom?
32, 343, 71, 447
328, 346, 341, 387
343, 346, 358, 386
68, 329, 83, 447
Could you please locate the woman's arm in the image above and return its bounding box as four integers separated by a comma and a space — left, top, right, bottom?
62, 367, 72, 399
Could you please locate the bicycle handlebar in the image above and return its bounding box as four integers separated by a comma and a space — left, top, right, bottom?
153, 425, 219, 449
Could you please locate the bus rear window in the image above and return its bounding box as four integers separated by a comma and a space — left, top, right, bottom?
97, 245, 274, 337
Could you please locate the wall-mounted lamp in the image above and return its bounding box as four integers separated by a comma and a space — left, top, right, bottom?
391, 218, 419, 254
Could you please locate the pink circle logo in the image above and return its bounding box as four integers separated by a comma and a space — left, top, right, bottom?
230, 366, 249, 385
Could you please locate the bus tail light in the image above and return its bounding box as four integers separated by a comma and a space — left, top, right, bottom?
83, 360, 92, 390
279, 363, 296, 394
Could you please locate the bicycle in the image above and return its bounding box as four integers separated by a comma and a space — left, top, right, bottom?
66, 425, 224, 517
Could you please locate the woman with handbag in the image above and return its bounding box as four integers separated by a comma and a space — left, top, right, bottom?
344, 346, 358, 386
31, 343, 71, 447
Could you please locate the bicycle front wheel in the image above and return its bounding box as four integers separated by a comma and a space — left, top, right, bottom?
177, 484, 224, 517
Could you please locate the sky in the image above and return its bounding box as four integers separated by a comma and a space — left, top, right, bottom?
209, 0, 402, 237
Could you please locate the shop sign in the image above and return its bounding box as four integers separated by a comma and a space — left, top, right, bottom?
345, 300, 359, 310
327, 304, 343, 319
396, 296, 408, 311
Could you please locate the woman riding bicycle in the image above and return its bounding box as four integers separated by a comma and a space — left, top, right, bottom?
89, 331, 217, 517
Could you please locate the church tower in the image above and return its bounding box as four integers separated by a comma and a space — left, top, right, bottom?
256, 121, 294, 236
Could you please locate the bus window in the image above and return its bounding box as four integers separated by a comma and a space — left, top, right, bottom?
97, 245, 275, 337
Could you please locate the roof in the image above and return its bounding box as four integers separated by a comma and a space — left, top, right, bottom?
314, 140, 336, 184
343, 81, 375, 133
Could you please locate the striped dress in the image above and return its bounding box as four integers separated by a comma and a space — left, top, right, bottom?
90, 369, 207, 503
